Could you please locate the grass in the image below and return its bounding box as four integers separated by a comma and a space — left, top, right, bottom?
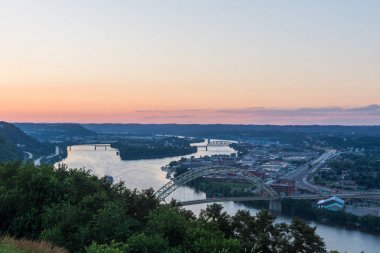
0, 237, 69, 253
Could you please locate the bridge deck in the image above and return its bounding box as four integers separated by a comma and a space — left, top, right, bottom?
178, 193, 380, 206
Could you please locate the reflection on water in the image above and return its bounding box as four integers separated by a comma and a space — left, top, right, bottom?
58, 142, 379, 253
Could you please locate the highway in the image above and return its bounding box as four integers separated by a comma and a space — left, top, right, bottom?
283, 149, 339, 193
34, 146, 60, 166
24, 151, 33, 160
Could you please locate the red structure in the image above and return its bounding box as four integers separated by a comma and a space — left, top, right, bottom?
247, 170, 266, 179
270, 179, 295, 196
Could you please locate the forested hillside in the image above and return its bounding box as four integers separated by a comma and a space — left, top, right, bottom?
0, 134, 23, 162
0, 122, 53, 161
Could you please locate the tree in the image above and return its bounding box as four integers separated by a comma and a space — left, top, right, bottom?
86, 241, 127, 253
145, 206, 188, 247
125, 233, 169, 253
199, 203, 232, 237
286, 219, 326, 253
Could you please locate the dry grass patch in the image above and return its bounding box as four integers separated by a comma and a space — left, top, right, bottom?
0, 236, 69, 253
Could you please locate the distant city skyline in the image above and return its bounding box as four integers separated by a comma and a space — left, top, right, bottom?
1, 1, 379, 124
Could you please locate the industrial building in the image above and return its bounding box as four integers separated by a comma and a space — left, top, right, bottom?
317, 196, 345, 211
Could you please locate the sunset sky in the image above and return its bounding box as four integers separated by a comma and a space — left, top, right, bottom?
1, 1, 379, 124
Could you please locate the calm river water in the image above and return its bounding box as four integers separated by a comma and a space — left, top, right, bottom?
58, 141, 379, 253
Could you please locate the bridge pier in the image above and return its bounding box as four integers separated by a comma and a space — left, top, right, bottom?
269, 199, 282, 213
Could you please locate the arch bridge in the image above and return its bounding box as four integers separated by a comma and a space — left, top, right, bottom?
154, 166, 380, 212
154, 165, 278, 202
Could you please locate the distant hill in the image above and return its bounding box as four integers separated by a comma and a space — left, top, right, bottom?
82, 124, 380, 148
0, 122, 53, 162
83, 124, 380, 138
0, 122, 43, 148
15, 123, 96, 142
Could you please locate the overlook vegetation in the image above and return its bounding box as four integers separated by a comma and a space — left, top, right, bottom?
0, 162, 336, 253
0, 236, 68, 253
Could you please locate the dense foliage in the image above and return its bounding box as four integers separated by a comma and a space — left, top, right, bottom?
0, 163, 331, 253
187, 178, 255, 198
0, 162, 159, 252
112, 137, 197, 160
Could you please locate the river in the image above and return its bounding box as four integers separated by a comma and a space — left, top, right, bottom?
57, 141, 379, 253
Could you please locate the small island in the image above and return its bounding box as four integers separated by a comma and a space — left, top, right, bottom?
111, 136, 200, 160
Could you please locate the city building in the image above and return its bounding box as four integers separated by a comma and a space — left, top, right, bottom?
270, 179, 295, 196
261, 161, 288, 173
212, 157, 237, 166
317, 196, 345, 211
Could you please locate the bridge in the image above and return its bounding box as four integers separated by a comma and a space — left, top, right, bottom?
196, 140, 234, 151
68, 144, 116, 151
154, 165, 380, 212
178, 193, 380, 206
155, 165, 281, 210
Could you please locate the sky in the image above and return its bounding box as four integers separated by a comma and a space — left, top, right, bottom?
0, 0, 379, 124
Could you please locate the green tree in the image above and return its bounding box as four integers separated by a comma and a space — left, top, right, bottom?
125, 233, 169, 253
145, 206, 188, 247
199, 203, 232, 237
286, 219, 326, 253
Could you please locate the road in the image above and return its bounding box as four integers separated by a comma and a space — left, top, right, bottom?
284, 149, 338, 193
24, 151, 33, 160
34, 146, 60, 166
